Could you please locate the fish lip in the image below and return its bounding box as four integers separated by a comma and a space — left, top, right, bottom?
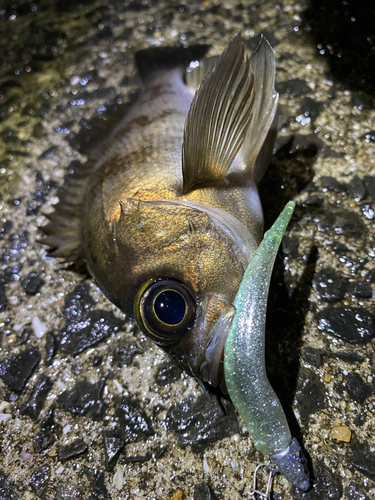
198, 302, 236, 389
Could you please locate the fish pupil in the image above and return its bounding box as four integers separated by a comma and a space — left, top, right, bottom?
153, 290, 186, 325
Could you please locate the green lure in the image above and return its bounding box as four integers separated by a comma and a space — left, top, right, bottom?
224, 201, 310, 491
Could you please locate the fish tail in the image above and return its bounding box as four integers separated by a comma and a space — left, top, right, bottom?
135, 44, 210, 81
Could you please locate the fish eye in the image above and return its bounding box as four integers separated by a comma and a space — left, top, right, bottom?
134, 280, 196, 344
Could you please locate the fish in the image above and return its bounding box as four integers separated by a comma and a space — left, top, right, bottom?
42, 32, 278, 391
41, 33, 310, 490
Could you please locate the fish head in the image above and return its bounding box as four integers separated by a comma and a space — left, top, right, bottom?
113, 198, 255, 389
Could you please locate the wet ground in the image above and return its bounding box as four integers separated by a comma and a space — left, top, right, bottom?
0, 0, 375, 499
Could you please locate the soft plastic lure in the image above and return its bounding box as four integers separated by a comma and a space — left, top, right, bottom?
224, 201, 310, 491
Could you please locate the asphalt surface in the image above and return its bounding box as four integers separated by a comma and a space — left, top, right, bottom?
0, 0, 374, 498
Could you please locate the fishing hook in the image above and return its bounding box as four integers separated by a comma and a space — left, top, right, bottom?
249, 463, 277, 499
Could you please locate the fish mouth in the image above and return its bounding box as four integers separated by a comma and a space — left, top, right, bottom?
198, 300, 236, 391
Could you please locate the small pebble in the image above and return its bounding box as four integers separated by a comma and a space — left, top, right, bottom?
20, 450, 33, 461
102, 431, 125, 471
154, 361, 183, 387
58, 378, 106, 420
0, 401, 10, 412
113, 341, 142, 366
40, 408, 56, 430
58, 283, 124, 355
346, 374, 372, 405
317, 307, 375, 344
85, 469, 109, 497
20, 374, 52, 420
302, 181, 318, 193
45, 332, 57, 366
282, 236, 299, 259
329, 424, 352, 443
354, 282, 372, 298
194, 481, 217, 500
21, 274, 44, 295
300, 97, 322, 119
0, 470, 18, 500
33, 431, 55, 453
298, 460, 342, 499
332, 351, 364, 363
302, 194, 324, 207
32, 317, 47, 338
113, 467, 124, 490
344, 481, 370, 500
171, 488, 184, 500
321, 176, 346, 193
58, 439, 88, 461
314, 209, 365, 238
351, 92, 374, 110
313, 268, 347, 303
351, 445, 375, 481
362, 131, 375, 143
117, 397, 154, 443
348, 175, 366, 201
38, 146, 57, 160
55, 482, 83, 499
0, 347, 41, 392
301, 347, 323, 367
165, 394, 239, 451
275, 78, 308, 97
29, 465, 50, 494
361, 203, 374, 220
295, 368, 327, 425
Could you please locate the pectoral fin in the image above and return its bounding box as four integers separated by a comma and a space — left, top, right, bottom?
241, 35, 278, 182
182, 33, 255, 193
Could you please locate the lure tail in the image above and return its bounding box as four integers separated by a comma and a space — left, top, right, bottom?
224, 201, 310, 491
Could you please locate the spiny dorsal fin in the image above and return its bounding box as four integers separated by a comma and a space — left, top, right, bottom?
241, 35, 278, 183
182, 33, 255, 193
39, 160, 94, 260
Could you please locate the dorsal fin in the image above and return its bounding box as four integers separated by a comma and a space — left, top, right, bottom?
182, 33, 255, 193
39, 160, 93, 260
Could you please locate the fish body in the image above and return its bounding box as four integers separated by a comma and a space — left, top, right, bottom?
42, 34, 278, 389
